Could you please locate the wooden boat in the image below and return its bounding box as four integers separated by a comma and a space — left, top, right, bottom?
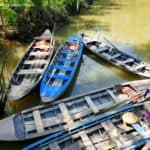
81, 34, 150, 78
22, 102, 150, 150
40, 35, 84, 102
7, 29, 55, 101
0, 79, 150, 141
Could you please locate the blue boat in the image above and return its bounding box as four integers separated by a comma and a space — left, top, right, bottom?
22, 102, 150, 150
40, 35, 84, 102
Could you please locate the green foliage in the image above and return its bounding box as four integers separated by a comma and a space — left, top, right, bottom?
46, 0, 66, 13
1, 6, 17, 28
0, 0, 92, 41
65, 0, 88, 14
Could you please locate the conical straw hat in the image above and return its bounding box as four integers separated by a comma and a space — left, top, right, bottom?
122, 112, 138, 124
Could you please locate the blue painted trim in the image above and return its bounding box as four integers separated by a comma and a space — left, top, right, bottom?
56, 58, 77, 63
124, 137, 150, 150
53, 65, 73, 71
60, 50, 74, 55
52, 74, 69, 80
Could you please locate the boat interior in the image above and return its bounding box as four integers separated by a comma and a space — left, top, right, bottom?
44, 42, 79, 87
11, 39, 51, 86
33, 102, 150, 150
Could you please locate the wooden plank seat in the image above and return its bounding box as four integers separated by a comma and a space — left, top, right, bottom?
69, 105, 89, 114
33, 45, 50, 49
52, 74, 70, 80
56, 58, 77, 63
52, 80, 64, 87
96, 101, 116, 111
123, 58, 134, 64
101, 120, 123, 147
25, 116, 64, 133
72, 109, 93, 120
79, 131, 96, 150
21, 78, 33, 85
17, 69, 43, 75
33, 110, 44, 133
60, 50, 75, 55
97, 46, 109, 53
107, 53, 121, 60
118, 58, 134, 65
29, 51, 49, 56
53, 65, 73, 71
84, 96, 99, 113
59, 103, 74, 127
133, 63, 146, 71
106, 89, 120, 103
24, 60, 47, 65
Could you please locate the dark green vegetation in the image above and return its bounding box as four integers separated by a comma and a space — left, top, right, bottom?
0, 0, 93, 42
0, 44, 8, 113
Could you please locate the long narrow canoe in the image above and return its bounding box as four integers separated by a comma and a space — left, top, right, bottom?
7, 29, 55, 101
40, 35, 84, 102
22, 102, 150, 150
81, 34, 150, 78
0, 79, 150, 141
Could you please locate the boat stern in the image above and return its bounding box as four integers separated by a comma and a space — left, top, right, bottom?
8, 85, 31, 101
40, 84, 60, 103
0, 115, 18, 141
40, 96, 56, 103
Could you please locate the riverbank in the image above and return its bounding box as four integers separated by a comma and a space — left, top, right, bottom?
0, 0, 93, 42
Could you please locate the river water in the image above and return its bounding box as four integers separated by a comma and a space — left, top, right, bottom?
1, 0, 150, 149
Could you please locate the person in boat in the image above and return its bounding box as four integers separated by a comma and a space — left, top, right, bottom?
33, 40, 50, 51
67, 42, 78, 57
117, 85, 143, 103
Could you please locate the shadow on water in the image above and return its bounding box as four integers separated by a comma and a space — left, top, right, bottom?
134, 40, 150, 63
5, 86, 41, 115
85, 50, 141, 80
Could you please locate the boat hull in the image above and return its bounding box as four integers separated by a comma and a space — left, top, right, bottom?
40, 35, 84, 102
81, 34, 150, 78
0, 79, 150, 141
7, 29, 55, 101
22, 102, 150, 150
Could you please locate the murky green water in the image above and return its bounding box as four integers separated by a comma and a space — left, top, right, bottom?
1, 0, 150, 149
